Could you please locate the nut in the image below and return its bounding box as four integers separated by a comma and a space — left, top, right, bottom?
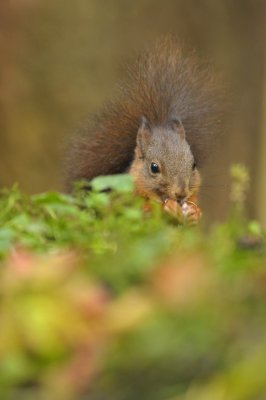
163, 199, 202, 225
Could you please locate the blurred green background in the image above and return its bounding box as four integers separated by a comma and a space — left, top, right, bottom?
0, 0, 265, 224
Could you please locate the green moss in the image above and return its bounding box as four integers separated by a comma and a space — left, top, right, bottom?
0, 174, 265, 399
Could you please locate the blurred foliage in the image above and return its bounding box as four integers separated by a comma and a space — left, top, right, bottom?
0, 172, 265, 400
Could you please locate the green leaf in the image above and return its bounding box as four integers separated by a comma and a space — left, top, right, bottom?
91, 174, 134, 193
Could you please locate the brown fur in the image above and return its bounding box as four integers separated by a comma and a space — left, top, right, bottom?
65, 37, 225, 199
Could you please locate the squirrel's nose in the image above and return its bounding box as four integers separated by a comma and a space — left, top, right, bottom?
175, 194, 186, 205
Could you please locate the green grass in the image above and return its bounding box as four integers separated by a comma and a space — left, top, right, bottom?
0, 171, 265, 400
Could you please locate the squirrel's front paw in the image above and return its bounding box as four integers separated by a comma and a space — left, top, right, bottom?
163, 199, 202, 226
162, 199, 183, 222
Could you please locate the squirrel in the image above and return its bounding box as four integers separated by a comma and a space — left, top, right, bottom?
65, 37, 225, 223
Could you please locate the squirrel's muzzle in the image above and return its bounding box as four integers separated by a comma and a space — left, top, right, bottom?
175, 194, 186, 205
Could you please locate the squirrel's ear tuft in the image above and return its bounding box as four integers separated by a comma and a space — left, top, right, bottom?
136, 116, 152, 154
170, 118, 186, 139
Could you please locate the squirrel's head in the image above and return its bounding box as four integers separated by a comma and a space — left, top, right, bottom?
130, 116, 201, 204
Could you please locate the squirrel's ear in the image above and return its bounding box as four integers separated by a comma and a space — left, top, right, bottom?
136, 116, 152, 154
170, 118, 186, 139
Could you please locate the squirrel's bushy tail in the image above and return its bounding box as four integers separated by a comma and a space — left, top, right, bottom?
65, 37, 226, 189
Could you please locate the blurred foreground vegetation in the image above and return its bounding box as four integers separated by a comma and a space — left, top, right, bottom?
0, 170, 265, 400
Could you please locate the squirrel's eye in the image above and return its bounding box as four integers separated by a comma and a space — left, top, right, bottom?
192, 162, 197, 171
150, 162, 160, 174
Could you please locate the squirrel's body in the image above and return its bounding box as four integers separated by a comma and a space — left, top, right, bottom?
66, 38, 224, 209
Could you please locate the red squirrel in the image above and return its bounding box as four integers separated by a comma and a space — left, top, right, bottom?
65, 38, 224, 224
